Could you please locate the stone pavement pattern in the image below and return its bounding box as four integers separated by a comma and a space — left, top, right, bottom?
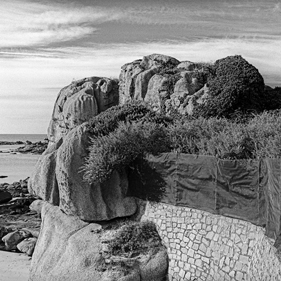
141, 201, 281, 281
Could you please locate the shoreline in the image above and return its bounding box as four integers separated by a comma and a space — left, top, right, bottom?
0, 141, 48, 155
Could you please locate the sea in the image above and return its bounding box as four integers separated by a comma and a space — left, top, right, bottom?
0, 134, 46, 184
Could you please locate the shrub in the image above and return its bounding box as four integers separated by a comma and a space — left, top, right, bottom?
83, 103, 281, 184
83, 121, 171, 183
107, 221, 162, 256
263, 87, 281, 111
193, 55, 265, 118
87, 101, 151, 136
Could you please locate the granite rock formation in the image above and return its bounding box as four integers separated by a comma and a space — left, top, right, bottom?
29, 77, 136, 221
29, 201, 168, 281
119, 53, 209, 115
119, 54, 268, 117
48, 77, 119, 146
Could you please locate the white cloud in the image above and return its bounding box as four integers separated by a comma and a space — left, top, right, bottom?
0, 0, 122, 48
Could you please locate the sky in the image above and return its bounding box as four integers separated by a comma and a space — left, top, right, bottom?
0, 0, 281, 134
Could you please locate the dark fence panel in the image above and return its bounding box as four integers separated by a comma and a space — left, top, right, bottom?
128, 153, 281, 240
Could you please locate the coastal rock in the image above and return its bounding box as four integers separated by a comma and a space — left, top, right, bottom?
0, 191, 12, 204
21, 228, 40, 238
17, 237, 37, 256
0, 226, 9, 239
29, 202, 168, 281
1, 178, 30, 197
28, 141, 62, 206
29, 200, 45, 215
29, 202, 102, 281
14, 141, 48, 154
47, 77, 119, 146
119, 54, 180, 106
119, 53, 209, 114
2, 229, 31, 250
29, 124, 137, 221
120, 54, 267, 117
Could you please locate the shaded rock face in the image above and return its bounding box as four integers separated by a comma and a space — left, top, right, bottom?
2, 229, 31, 250
48, 77, 119, 146
119, 53, 209, 115
29, 202, 168, 281
28, 124, 137, 221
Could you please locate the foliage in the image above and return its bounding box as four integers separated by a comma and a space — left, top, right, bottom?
193, 55, 265, 118
263, 87, 281, 111
83, 120, 171, 183
87, 101, 151, 136
83, 102, 281, 184
107, 221, 162, 256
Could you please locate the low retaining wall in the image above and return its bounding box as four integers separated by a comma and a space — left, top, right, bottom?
141, 201, 281, 281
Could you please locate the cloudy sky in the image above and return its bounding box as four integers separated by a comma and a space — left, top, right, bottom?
0, 0, 280, 133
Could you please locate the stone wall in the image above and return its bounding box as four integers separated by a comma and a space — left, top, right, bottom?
140, 201, 281, 281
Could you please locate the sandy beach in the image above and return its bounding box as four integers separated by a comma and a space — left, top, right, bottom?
0, 250, 30, 281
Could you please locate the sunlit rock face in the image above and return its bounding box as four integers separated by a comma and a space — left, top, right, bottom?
29, 76, 137, 221
119, 53, 209, 115
29, 201, 168, 281
29, 123, 137, 222
48, 77, 119, 146
119, 54, 267, 117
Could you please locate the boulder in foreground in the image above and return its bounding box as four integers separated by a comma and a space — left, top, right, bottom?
29, 201, 168, 281
28, 124, 137, 221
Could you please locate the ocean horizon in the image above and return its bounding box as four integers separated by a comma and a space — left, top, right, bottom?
0, 134, 47, 143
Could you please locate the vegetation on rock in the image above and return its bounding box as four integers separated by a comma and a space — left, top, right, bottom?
84, 102, 281, 184
193, 55, 266, 117
106, 221, 162, 256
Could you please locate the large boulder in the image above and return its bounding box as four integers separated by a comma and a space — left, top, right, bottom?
28, 123, 137, 221
29, 202, 168, 281
119, 54, 209, 114
119, 54, 180, 105
48, 77, 119, 146
120, 54, 268, 117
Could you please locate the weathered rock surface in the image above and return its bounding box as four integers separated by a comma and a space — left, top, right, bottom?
120, 54, 269, 117
29, 202, 168, 281
0, 178, 29, 197
119, 53, 209, 115
17, 237, 37, 256
29, 124, 137, 221
14, 141, 48, 154
48, 77, 119, 146
2, 229, 31, 250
